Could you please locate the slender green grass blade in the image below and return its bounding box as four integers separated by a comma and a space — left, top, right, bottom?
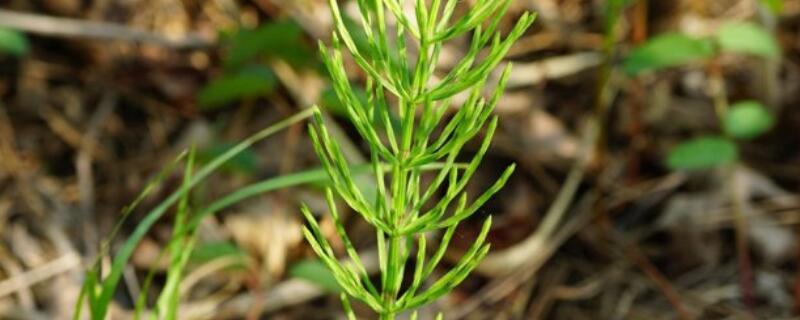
84, 108, 315, 319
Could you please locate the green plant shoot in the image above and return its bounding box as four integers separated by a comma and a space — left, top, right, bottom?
301, 0, 534, 318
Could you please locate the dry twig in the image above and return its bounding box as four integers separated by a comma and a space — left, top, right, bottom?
0, 9, 212, 48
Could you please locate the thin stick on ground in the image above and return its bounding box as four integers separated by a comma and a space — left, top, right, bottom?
708, 58, 755, 313
0, 253, 81, 298
0, 9, 212, 48
624, 242, 692, 320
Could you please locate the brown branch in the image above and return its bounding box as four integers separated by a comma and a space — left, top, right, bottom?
0, 9, 213, 49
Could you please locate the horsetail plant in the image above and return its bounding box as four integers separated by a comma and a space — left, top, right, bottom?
302, 0, 534, 318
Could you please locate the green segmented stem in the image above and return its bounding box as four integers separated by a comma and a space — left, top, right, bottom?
304, 0, 535, 318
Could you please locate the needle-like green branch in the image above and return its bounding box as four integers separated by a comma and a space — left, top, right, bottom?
303, 0, 535, 318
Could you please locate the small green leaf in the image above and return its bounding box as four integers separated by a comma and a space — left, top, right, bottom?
623, 33, 715, 75
198, 68, 277, 109
190, 241, 247, 264
716, 22, 780, 58
341, 17, 401, 65
0, 27, 29, 57
761, 0, 783, 14
724, 100, 774, 140
320, 86, 368, 116
198, 142, 259, 174
225, 21, 316, 69
289, 259, 341, 293
667, 136, 738, 170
